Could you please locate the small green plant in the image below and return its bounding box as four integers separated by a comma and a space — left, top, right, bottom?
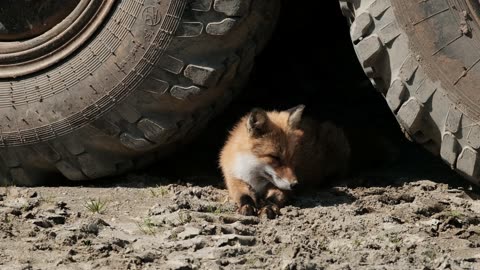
205, 205, 216, 213
422, 250, 436, 260
84, 198, 107, 214
82, 239, 92, 246
448, 210, 463, 218
2, 214, 11, 224
137, 218, 157, 236
205, 204, 230, 215
168, 232, 178, 240
149, 186, 169, 197
178, 211, 192, 224
39, 195, 55, 204
353, 239, 362, 248
388, 233, 402, 244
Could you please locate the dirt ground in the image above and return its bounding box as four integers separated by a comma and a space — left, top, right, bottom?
1, 144, 479, 270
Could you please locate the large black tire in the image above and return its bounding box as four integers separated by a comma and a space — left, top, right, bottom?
0, 0, 280, 185
339, 0, 480, 186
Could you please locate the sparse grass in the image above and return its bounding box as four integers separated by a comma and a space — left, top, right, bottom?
353, 239, 362, 248
39, 195, 56, 204
422, 250, 436, 260
205, 203, 231, 215
2, 214, 11, 224
206, 205, 222, 214
137, 218, 157, 236
21, 203, 30, 212
148, 185, 169, 198
84, 198, 107, 214
169, 233, 178, 240
178, 211, 192, 224
376, 235, 386, 242
388, 233, 402, 244
82, 239, 92, 246
448, 210, 464, 218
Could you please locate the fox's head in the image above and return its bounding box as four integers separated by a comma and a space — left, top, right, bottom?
239, 105, 306, 191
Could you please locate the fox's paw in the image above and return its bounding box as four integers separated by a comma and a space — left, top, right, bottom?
238, 204, 257, 216
258, 204, 280, 219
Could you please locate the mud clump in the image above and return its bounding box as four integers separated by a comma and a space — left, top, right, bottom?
0, 178, 478, 269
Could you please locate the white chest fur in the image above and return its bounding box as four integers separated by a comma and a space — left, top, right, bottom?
231, 153, 269, 193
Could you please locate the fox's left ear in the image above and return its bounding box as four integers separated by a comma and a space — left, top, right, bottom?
287, 104, 305, 129
247, 108, 269, 137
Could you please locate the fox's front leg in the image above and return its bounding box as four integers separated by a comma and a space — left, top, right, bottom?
224, 176, 258, 216
259, 184, 292, 219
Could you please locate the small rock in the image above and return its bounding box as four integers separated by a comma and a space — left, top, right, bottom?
23, 212, 35, 219
167, 260, 193, 270
201, 261, 222, 270
214, 234, 256, 247
334, 263, 352, 270
219, 215, 259, 225
288, 209, 300, 218
283, 245, 300, 259
174, 198, 191, 210
109, 238, 129, 249
7, 188, 21, 198
176, 238, 206, 250
33, 242, 51, 251
149, 203, 172, 215
80, 218, 110, 235
383, 216, 404, 224
137, 252, 156, 263
178, 226, 201, 240
56, 209, 69, 217
10, 209, 22, 216
353, 206, 373, 216
20, 264, 33, 270
4, 198, 29, 210
418, 218, 440, 228
55, 231, 77, 246
202, 224, 216, 235
47, 231, 57, 239
46, 214, 66, 225
32, 219, 53, 228
56, 201, 67, 209
93, 243, 111, 253
80, 223, 99, 235
281, 259, 296, 270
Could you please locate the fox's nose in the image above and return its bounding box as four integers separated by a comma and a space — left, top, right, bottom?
290, 181, 298, 189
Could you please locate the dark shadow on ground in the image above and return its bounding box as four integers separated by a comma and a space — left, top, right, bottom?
48, 0, 477, 200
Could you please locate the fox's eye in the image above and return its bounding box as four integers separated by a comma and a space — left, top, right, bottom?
268, 155, 281, 165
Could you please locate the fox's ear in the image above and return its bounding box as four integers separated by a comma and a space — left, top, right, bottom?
247, 108, 268, 137
287, 104, 305, 129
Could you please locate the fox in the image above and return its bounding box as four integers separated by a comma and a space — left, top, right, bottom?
219, 105, 351, 218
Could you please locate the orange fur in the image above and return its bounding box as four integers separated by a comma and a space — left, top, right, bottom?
219, 105, 350, 217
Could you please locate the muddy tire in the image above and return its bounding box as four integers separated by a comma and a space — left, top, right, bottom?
0, 0, 280, 185
339, 0, 480, 186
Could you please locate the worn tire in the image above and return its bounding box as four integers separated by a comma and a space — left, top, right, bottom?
0, 0, 280, 185
339, 0, 480, 186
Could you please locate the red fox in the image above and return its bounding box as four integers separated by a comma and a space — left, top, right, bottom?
219, 105, 351, 218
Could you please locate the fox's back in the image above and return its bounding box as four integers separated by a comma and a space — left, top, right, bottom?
293, 117, 351, 186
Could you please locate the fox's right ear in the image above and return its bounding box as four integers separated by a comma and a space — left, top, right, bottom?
287, 104, 305, 129
247, 108, 268, 137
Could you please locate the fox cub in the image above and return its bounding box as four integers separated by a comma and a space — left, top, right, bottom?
219, 105, 350, 218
